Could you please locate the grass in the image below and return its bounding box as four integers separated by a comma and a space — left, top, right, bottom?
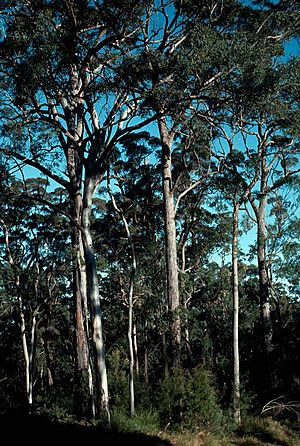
147, 416, 300, 446
230, 417, 300, 446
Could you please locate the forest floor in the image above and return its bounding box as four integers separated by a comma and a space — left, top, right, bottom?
1, 413, 299, 446
160, 417, 300, 446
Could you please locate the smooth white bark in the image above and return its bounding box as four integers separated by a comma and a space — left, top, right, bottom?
82, 180, 109, 419
232, 200, 241, 425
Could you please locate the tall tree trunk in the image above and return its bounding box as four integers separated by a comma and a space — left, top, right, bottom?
71, 192, 89, 373
249, 169, 273, 359
71, 196, 90, 415
249, 146, 274, 391
78, 234, 95, 415
256, 196, 273, 356
128, 268, 135, 417
82, 179, 109, 420
158, 117, 181, 368
67, 65, 90, 403
232, 199, 241, 425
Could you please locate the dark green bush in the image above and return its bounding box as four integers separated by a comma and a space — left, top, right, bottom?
157, 366, 224, 433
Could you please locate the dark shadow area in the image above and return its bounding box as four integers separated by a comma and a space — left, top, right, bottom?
0, 413, 171, 446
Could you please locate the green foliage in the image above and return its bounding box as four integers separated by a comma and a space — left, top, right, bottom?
110, 408, 160, 435
157, 367, 224, 433
107, 348, 130, 409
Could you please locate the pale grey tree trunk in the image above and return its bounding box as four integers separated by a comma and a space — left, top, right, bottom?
28, 311, 37, 408
232, 199, 241, 426
88, 362, 96, 418
158, 117, 181, 368
18, 293, 30, 406
256, 196, 273, 356
128, 269, 136, 417
181, 241, 193, 366
78, 234, 95, 415
82, 179, 109, 419
110, 187, 136, 416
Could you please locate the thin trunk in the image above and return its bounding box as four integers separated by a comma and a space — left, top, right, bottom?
19, 293, 30, 407
82, 179, 109, 420
28, 261, 41, 409
133, 324, 139, 378
110, 189, 137, 416
232, 200, 241, 426
29, 312, 37, 408
158, 117, 181, 368
125, 224, 136, 417
128, 277, 135, 417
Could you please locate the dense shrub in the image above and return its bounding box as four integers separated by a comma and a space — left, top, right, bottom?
157, 366, 224, 433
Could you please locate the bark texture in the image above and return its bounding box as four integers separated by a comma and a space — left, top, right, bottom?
158, 117, 181, 368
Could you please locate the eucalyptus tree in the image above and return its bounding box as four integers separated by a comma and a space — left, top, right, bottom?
0, 0, 168, 416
